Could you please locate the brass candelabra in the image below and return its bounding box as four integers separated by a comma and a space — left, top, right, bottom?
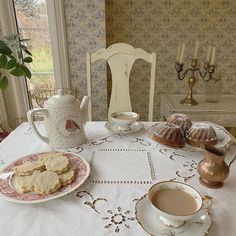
175, 59, 216, 105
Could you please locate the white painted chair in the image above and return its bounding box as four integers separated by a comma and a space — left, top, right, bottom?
86, 43, 156, 121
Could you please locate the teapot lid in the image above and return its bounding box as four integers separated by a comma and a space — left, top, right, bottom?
46, 89, 76, 105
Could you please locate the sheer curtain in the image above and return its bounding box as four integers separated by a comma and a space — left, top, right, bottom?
0, 91, 8, 131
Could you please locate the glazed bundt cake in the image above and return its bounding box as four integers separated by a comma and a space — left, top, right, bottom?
167, 113, 192, 133
186, 122, 217, 148
152, 122, 185, 148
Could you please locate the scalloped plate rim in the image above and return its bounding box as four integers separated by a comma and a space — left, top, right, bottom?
0, 151, 90, 204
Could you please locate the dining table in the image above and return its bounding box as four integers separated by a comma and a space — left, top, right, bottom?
0, 121, 236, 236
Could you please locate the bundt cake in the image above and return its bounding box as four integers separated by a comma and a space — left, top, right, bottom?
152, 122, 185, 148
186, 122, 217, 148
167, 113, 192, 133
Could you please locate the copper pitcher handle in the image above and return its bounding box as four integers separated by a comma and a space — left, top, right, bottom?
229, 154, 236, 168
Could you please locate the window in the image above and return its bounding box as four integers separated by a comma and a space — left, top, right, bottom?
0, 0, 70, 121
14, 0, 55, 107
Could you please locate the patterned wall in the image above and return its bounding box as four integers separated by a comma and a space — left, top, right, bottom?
64, 0, 107, 120
64, 0, 236, 121
106, 0, 236, 120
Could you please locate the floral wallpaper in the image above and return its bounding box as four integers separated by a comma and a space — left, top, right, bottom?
106, 0, 236, 120
64, 0, 107, 120
64, 0, 236, 121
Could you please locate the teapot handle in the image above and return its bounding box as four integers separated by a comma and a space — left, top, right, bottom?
27, 108, 49, 144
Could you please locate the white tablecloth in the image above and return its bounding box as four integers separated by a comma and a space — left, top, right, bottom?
0, 122, 236, 236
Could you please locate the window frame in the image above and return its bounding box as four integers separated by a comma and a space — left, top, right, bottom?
0, 0, 70, 121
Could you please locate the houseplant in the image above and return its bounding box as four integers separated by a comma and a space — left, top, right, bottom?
0, 33, 32, 90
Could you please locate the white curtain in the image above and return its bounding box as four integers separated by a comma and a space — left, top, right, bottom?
0, 91, 8, 127
0, 0, 30, 128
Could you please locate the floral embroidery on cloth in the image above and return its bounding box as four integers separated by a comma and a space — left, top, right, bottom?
76, 191, 137, 233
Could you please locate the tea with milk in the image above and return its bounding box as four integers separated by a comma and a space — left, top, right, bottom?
151, 188, 198, 216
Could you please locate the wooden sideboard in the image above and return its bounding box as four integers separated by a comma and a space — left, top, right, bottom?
160, 94, 236, 127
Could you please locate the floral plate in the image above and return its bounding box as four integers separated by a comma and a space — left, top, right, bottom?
148, 121, 234, 151
0, 152, 90, 204
135, 194, 212, 236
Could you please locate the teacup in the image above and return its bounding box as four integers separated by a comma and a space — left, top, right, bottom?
111, 111, 140, 131
148, 181, 211, 228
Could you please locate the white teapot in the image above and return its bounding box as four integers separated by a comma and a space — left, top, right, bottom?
27, 89, 89, 149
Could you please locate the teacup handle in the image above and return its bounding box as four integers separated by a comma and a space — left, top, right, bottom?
202, 195, 212, 209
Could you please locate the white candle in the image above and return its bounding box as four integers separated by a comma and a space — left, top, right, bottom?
193, 41, 199, 59
206, 45, 213, 63
176, 45, 181, 62
179, 44, 185, 63
210, 47, 216, 65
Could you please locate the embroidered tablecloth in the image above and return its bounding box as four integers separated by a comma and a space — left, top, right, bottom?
0, 122, 236, 236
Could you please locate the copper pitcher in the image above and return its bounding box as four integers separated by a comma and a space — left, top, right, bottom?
198, 144, 235, 188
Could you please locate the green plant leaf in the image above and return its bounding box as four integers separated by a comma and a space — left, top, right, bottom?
0, 55, 7, 68
0, 40, 12, 55
24, 49, 32, 56
23, 56, 33, 63
0, 76, 8, 90
6, 58, 17, 69
19, 38, 30, 42
7, 54, 14, 59
15, 62, 21, 68
10, 67, 24, 77
21, 65, 31, 79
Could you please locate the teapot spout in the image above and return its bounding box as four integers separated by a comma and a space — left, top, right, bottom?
80, 96, 90, 124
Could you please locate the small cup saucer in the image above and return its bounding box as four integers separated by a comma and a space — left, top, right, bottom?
105, 121, 144, 134
135, 194, 212, 236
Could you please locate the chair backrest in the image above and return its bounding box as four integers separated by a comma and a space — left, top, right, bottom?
86, 43, 156, 121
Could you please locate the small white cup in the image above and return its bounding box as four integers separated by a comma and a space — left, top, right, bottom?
148, 181, 211, 228
111, 111, 140, 131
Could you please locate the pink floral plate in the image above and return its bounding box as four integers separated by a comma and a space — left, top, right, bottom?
0, 152, 90, 204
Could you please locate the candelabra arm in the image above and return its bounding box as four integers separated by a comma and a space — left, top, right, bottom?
195, 68, 208, 80
176, 68, 193, 80
198, 64, 216, 82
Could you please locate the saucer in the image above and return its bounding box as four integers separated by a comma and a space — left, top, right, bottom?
135, 194, 212, 236
105, 121, 144, 134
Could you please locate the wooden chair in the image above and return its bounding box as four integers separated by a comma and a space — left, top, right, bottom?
86, 43, 156, 121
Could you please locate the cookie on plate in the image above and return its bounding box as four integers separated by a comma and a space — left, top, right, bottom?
14, 160, 45, 176
42, 155, 69, 174
39, 151, 63, 162
14, 170, 40, 193
58, 167, 76, 186
33, 171, 61, 194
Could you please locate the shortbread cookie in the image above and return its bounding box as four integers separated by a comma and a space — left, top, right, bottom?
33, 171, 61, 194
59, 167, 76, 186
43, 155, 69, 174
14, 160, 45, 176
39, 151, 63, 163
14, 171, 39, 193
